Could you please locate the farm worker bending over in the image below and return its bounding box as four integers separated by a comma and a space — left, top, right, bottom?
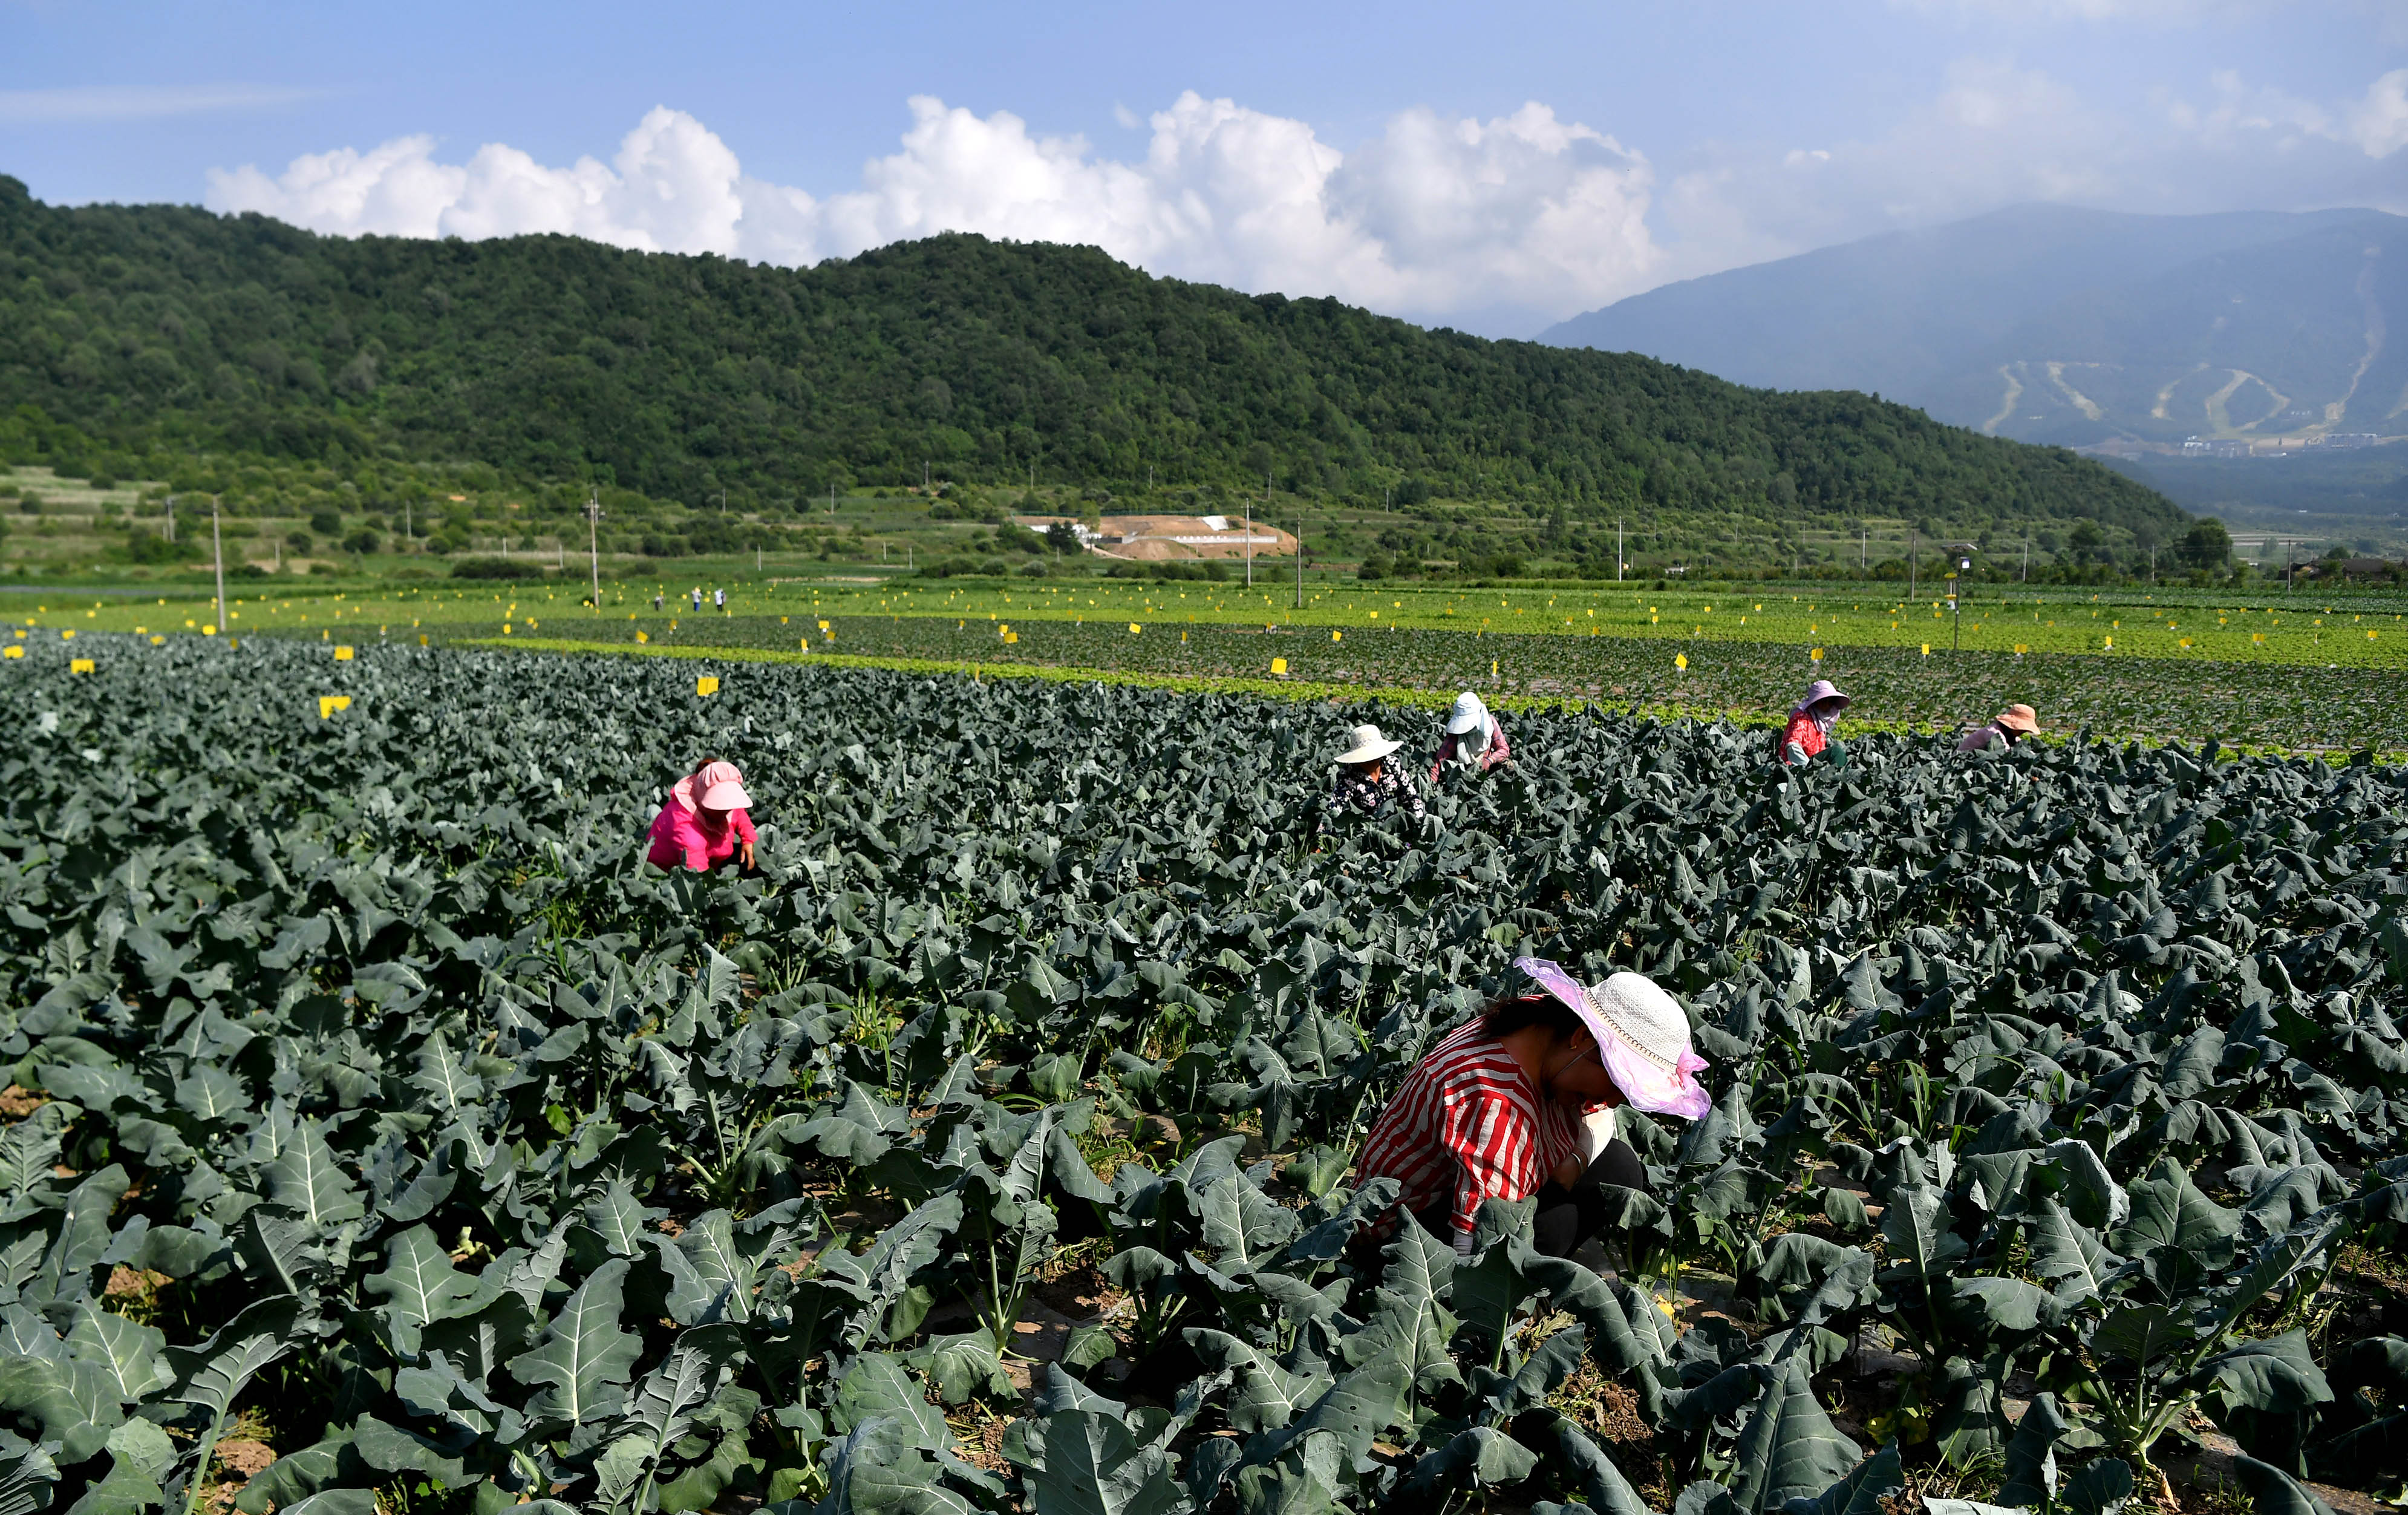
1959, 702, 2040, 754
1355, 957, 1709, 1258
646, 759, 758, 871
1431, 691, 1511, 784
1319, 723, 1428, 836
1777, 679, 1850, 767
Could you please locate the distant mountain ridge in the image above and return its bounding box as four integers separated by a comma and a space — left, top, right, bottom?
0, 175, 2178, 548
1541, 204, 2408, 450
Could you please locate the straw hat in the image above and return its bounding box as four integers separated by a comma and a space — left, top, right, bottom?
1513, 957, 1712, 1119
1336, 724, 1403, 765
1444, 692, 1492, 736
1795, 678, 1850, 715
1995, 704, 2040, 735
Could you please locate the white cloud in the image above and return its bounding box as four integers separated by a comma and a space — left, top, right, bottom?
1654, 54, 2408, 288
2162, 65, 2408, 157
1885, 0, 2280, 22
2347, 68, 2408, 154
0, 83, 322, 123
204, 93, 1662, 331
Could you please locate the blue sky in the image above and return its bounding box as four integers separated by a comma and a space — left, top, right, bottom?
5, 1, 2405, 333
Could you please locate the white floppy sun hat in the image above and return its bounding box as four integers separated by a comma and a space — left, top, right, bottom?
1513, 957, 1712, 1119
1445, 692, 1490, 736
1336, 724, 1403, 765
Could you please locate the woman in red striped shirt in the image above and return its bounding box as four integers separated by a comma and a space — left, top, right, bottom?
1354, 957, 1711, 1258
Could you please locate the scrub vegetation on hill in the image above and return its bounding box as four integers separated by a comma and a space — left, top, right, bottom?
0, 173, 2185, 580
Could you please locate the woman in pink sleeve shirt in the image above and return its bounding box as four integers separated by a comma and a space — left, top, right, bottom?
1431, 691, 1511, 784
646, 759, 758, 871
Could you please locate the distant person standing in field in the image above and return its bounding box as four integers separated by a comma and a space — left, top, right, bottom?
714, 587, 727, 612
653, 592, 665, 612
1431, 692, 1511, 784
646, 759, 759, 872
1319, 724, 1428, 836
690, 587, 704, 612
1959, 703, 2040, 754
1354, 957, 1710, 1259
1777, 679, 1850, 767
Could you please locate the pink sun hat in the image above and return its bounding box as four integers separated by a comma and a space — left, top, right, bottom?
685, 760, 754, 813
1512, 957, 1712, 1119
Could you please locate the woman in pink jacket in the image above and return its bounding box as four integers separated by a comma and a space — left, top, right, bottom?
646, 759, 758, 871
1431, 692, 1512, 784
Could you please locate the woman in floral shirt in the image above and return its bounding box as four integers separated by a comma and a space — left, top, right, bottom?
1319, 723, 1428, 836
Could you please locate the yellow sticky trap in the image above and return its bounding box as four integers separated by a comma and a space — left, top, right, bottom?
1491, 658, 1499, 678
60, 629, 74, 640
1271, 657, 1288, 675
318, 695, 353, 718
2014, 644, 2027, 656
636, 631, 650, 644
503, 624, 513, 635
1129, 623, 1141, 635
419, 635, 429, 647
696, 676, 720, 696
1810, 647, 1824, 663
1003, 631, 1018, 644
819, 620, 830, 631
69, 659, 93, 674
150, 636, 165, 646
334, 646, 354, 661
2104, 637, 2113, 649
1920, 643, 1930, 657
1331, 630, 1342, 643
1674, 653, 1688, 671
202, 624, 217, 636
1, 646, 18, 659
798, 638, 809, 651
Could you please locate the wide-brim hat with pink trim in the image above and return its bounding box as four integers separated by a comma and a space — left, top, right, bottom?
690, 759, 753, 812
1512, 956, 1712, 1119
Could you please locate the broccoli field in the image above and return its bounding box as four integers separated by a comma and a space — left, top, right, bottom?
4, 635, 2408, 1515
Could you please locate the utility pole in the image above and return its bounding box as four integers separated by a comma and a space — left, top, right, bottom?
1294, 517, 1304, 609
402, 498, 409, 546
1861, 526, 1867, 572
2022, 536, 2030, 581
210, 496, 226, 636
165, 494, 175, 543
712, 491, 725, 515
585, 489, 603, 606
923, 460, 929, 491
1617, 517, 1625, 581
829, 483, 835, 517
1242, 474, 1262, 587
1908, 531, 1918, 602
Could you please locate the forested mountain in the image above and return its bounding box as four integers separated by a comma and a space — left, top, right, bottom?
1542, 203, 2408, 450
0, 174, 2178, 542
